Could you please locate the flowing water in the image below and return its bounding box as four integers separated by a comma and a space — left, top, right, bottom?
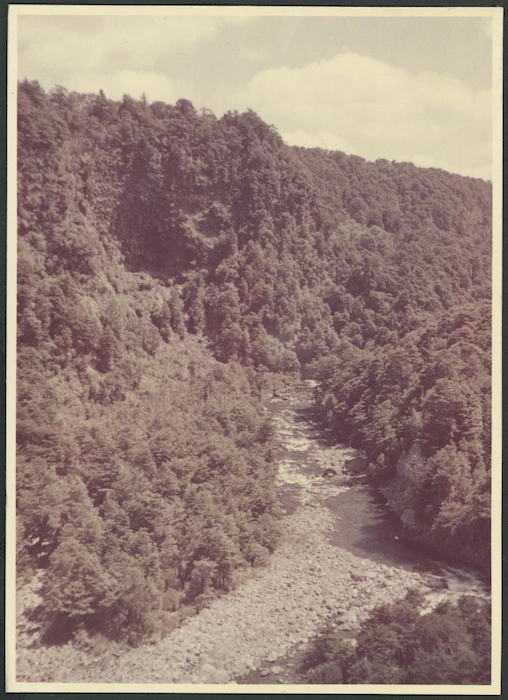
16, 378, 490, 685
269, 379, 489, 608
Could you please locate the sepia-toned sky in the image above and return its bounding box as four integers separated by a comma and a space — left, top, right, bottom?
16, 10, 496, 180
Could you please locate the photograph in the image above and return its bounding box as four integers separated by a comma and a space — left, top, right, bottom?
7, 5, 502, 693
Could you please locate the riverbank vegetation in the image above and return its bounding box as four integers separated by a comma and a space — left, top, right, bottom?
300, 591, 490, 684
17, 81, 491, 648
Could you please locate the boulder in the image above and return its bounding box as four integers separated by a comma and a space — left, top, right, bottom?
351, 571, 367, 581
352, 568, 379, 581
423, 575, 449, 590
345, 456, 369, 474
199, 664, 230, 683
341, 610, 358, 626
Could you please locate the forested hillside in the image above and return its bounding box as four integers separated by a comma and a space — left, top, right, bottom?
17, 80, 491, 647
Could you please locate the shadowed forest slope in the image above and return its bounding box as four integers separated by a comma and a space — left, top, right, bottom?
17, 81, 491, 646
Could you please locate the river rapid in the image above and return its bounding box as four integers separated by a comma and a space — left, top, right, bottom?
15, 380, 489, 686
269, 381, 488, 602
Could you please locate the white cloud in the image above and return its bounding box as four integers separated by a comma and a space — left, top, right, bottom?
16, 17, 491, 180
231, 51, 491, 179
69, 70, 179, 103
18, 18, 192, 75
18, 15, 252, 85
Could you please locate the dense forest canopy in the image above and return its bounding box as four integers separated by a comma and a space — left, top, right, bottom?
17, 80, 491, 646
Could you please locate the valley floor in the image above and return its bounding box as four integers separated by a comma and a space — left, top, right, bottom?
16, 503, 428, 685
15, 381, 488, 687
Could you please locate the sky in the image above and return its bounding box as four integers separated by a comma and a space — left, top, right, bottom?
15, 9, 498, 180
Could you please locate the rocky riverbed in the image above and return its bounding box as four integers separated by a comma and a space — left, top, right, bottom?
16, 504, 435, 685
15, 380, 488, 686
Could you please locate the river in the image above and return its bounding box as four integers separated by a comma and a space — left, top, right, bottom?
268, 380, 488, 601
15, 379, 489, 686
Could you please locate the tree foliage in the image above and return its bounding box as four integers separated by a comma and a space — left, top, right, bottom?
300, 592, 491, 685
17, 82, 491, 645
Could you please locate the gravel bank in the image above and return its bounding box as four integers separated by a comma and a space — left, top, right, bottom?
15, 380, 487, 685
16, 504, 429, 684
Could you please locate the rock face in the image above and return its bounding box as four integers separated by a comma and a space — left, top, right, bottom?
322, 468, 338, 478
384, 443, 425, 511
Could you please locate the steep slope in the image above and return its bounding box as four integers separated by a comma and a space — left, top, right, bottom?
16, 81, 492, 647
